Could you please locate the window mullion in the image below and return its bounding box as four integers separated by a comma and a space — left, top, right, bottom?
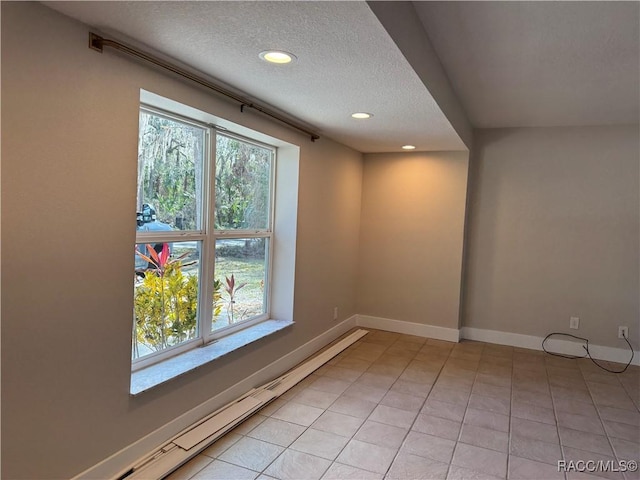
135, 232, 206, 243
266, 149, 276, 319
214, 230, 272, 239
198, 128, 215, 340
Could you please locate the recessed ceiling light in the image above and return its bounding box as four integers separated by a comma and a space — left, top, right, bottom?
351, 112, 373, 119
259, 50, 296, 64
402, 145, 416, 150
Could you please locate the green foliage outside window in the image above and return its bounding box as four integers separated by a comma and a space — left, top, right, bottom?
133, 262, 198, 355
215, 135, 271, 230
138, 112, 202, 229
137, 112, 271, 232
132, 244, 222, 358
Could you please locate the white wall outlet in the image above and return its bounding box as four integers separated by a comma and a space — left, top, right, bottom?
570, 316, 580, 329
618, 326, 629, 339
333, 307, 338, 321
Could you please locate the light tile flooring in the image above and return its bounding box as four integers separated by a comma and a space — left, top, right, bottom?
165, 329, 640, 480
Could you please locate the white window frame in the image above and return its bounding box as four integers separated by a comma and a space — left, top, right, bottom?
133, 105, 276, 371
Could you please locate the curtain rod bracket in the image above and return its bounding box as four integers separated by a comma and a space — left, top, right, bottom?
89, 32, 104, 53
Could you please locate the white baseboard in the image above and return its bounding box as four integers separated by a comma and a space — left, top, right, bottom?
73, 315, 358, 480
75, 315, 637, 479
461, 327, 639, 366
356, 314, 461, 343
352, 316, 637, 366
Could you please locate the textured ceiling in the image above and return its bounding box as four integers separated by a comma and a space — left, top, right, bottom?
413, 1, 640, 128
44, 1, 466, 153
41, 1, 639, 151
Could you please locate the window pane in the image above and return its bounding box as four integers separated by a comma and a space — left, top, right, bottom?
133, 241, 200, 360
138, 110, 205, 231
212, 238, 268, 331
215, 135, 272, 230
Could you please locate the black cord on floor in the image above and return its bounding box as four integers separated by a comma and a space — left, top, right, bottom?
542, 332, 634, 374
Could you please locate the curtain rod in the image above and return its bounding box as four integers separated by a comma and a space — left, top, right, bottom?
88, 32, 320, 142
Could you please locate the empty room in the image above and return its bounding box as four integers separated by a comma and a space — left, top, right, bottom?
2, 1, 638, 479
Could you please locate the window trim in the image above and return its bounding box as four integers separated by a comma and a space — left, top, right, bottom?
133, 104, 277, 371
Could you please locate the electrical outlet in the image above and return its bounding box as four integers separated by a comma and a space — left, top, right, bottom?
570, 316, 580, 329
618, 326, 629, 339
333, 307, 338, 321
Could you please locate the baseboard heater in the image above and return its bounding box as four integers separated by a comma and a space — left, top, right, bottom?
116, 329, 369, 480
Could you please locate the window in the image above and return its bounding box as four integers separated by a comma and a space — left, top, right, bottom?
133, 106, 275, 368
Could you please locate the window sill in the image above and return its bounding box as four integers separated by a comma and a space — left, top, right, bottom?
130, 319, 294, 395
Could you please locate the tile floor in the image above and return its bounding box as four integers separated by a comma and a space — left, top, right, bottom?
165, 329, 640, 480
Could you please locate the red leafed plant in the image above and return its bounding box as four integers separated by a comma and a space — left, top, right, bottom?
224, 273, 247, 324
135, 243, 192, 275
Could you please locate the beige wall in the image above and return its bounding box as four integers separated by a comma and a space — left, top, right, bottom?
463, 126, 639, 348
357, 151, 469, 329
1, 3, 362, 478
4, 2, 638, 479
